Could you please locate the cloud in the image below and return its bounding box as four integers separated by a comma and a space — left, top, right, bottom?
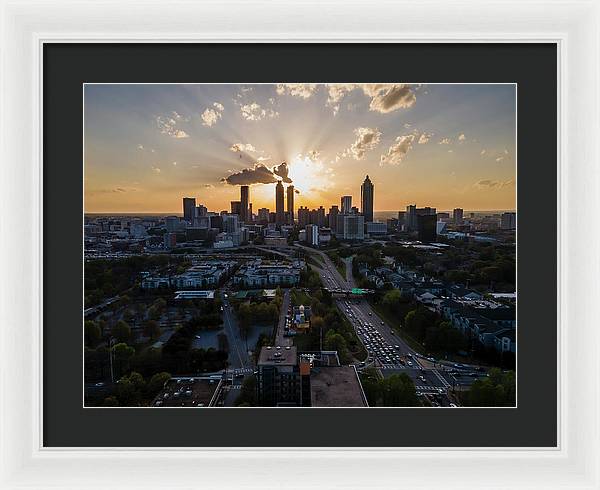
222, 162, 291, 185
417, 132, 433, 144
362, 84, 416, 113
256, 156, 271, 162
155, 112, 190, 138
203, 184, 214, 189
439, 138, 451, 145
152, 166, 161, 174
201, 102, 225, 127
480, 149, 487, 155
496, 156, 505, 162
137, 144, 144, 150
380, 134, 416, 166
172, 161, 177, 166
229, 143, 257, 153
240, 102, 279, 121
342, 127, 382, 160
276, 83, 318, 99
458, 133, 466, 142
325, 84, 358, 112
272, 161, 292, 183
475, 179, 514, 190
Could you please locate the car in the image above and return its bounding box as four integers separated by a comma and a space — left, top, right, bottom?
437, 388, 444, 394
368, 312, 372, 316
195, 335, 201, 339
381, 321, 384, 325
220, 306, 224, 312
407, 361, 413, 367
449, 403, 458, 407
418, 375, 426, 382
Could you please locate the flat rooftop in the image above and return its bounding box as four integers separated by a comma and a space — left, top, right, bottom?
258, 345, 297, 366
310, 366, 368, 407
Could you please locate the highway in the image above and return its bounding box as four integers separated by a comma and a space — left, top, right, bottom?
274, 289, 292, 347
219, 291, 250, 370
293, 243, 470, 404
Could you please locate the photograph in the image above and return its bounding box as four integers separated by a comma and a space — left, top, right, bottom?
83, 82, 516, 408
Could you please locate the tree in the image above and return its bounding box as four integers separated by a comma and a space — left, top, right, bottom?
147, 372, 171, 395
462, 368, 515, 407
143, 320, 161, 340
84, 320, 102, 347
235, 376, 257, 406
102, 396, 120, 407
379, 373, 420, 407
112, 342, 135, 377
111, 320, 131, 343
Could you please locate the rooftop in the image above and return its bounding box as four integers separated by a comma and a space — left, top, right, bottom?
310, 366, 368, 407
258, 345, 298, 366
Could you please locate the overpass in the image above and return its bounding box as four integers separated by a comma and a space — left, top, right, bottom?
325, 287, 375, 297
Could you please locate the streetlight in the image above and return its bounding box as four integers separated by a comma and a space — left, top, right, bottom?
108, 336, 116, 383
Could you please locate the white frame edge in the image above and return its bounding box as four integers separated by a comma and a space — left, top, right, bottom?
0, 0, 598, 489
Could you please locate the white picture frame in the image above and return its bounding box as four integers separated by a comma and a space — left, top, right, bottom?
1, 0, 598, 488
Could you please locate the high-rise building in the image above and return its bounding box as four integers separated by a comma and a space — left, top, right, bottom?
248, 203, 253, 222
417, 214, 437, 242
183, 197, 196, 223
257, 346, 300, 407
453, 208, 464, 225
275, 181, 285, 224
501, 212, 517, 230
360, 175, 374, 223
298, 206, 310, 227
337, 214, 365, 240
328, 205, 339, 233
231, 201, 241, 216
406, 205, 437, 231
223, 214, 240, 233
195, 205, 207, 218
165, 216, 181, 232
341, 195, 352, 214
305, 224, 319, 246
287, 185, 295, 224
257, 208, 270, 224
240, 186, 249, 223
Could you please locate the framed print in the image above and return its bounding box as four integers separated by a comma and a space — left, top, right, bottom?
1, 1, 599, 489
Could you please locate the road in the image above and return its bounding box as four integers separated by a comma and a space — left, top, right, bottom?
220, 291, 250, 370
274, 289, 292, 347
293, 243, 464, 402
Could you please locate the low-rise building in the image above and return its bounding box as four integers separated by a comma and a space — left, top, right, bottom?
233, 259, 302, 288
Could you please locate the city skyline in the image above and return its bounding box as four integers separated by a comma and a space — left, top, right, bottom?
85, 83, 516, 213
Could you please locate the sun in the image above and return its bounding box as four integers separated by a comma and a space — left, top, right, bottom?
287, 153, 333, 202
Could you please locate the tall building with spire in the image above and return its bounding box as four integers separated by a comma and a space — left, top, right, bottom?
286, 185, 295, 224
275, 181, 285, 224
361, 175, 374, 223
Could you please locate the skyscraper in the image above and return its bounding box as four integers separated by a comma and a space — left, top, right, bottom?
341, 195, 352, 214
328, 205, 339, 233
361, 175, 374, 223
231, 201, 241, 216
453, 208, 464, 225
275, 181, 285, 224
287, 185, 295, 224
240, 185, 249, 223
183, 197, 196, 223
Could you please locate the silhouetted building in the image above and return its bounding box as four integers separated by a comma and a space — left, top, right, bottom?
240, 186, 249, 223
230, 201, 241, 216
257, 207, 269, 224
298, 206, 310, 227
341, 195, 352, 214
275, 181, 285, 224
183, 197, 196, 223
287, 185, 295, 224
453, 208, 464, 225
417, 214, 437, 242
328, 205, 339, 233
361, 175, 374, 223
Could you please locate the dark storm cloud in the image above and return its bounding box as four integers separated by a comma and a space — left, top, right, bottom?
222, 162, 292, 185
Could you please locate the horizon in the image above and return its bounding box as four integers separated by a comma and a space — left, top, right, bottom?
84, 83, 516, 213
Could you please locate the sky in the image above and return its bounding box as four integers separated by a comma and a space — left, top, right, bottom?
84, 83, 516, 213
